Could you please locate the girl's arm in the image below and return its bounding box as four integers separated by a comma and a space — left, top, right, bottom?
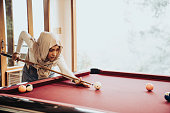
16, 31, 35, 53
56, 55, 90, 87
56, 54, 76, 78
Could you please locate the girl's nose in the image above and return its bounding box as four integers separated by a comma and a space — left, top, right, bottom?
52, 51, 57, 56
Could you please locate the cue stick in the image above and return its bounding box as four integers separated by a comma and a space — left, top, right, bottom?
0, 53, 93, 85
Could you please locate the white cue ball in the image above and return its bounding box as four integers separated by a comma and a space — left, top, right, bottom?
26, 84, 33, 92
94, 82, 101, 90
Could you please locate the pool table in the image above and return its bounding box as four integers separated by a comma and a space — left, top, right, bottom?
0, 68, 170, 113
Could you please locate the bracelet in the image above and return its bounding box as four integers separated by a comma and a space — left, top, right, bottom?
14, 52, 20, 55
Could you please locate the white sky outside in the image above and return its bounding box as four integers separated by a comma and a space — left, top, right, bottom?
76, 0, 170, 75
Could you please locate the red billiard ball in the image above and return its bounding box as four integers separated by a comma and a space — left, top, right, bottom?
26, 84, 33, 92
146, 83, 154, 91
18, 85, 26, 93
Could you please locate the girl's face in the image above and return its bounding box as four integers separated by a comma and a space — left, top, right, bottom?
47, 45, 60, 62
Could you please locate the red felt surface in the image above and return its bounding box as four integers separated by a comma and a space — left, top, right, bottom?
15, 73, 170, 113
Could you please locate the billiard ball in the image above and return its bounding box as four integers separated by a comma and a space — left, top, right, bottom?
146, 83, 154, 91
26, 84, 33, 92
94, 82, 101, 90
18, 85, 26, 93
164, 92, 170, 101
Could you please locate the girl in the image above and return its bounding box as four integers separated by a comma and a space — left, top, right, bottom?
12, 31, 88, 87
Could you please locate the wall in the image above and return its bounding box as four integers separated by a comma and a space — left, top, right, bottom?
50, 0, 72, 70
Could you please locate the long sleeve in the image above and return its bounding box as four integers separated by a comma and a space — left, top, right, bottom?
56, 55, 77, 79
16, 31, 34, 53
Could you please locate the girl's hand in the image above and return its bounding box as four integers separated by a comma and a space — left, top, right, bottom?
73, 77, 90, 88
12, 52, 20, 61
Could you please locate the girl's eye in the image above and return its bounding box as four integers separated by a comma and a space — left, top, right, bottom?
49, 49, 53, 52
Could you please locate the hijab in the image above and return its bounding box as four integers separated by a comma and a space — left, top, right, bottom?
32, 31, 62, 79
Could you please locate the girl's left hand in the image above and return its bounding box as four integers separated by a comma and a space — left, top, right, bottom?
74, 77, 90, 88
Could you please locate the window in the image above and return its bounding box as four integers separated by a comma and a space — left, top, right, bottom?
13, 0, 28, 56
5, 0, 28, 67
32, 0, 44, 39
76, 0, 170, 76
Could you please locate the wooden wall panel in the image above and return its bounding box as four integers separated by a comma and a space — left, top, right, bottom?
71, 0, 77, 72
27, 0, 33, 36
44, 0, 50, 32
0, 0, 7, 86
5, 0, 14, 66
